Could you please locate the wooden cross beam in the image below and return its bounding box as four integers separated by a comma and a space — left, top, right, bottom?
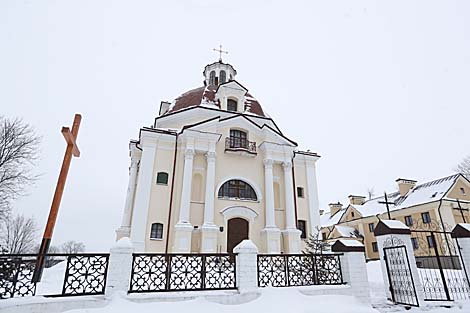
33, 114, 81, 282
378, 192, 394, 220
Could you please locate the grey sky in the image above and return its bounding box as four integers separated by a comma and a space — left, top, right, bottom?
1, 0, 469, 251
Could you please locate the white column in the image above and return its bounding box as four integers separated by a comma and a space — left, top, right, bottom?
116, 154, 139, 240
130, 140, 157, 252
203, 151, 216, 226
264, 159, 276, 228
262, 159, 280, 253
305, 159, 320, 234
201, 151, 218, 253
283, 161, 296, 230
174, 148, 195, 252
178, 148, 195, 224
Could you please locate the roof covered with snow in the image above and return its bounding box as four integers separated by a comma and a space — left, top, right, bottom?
321, 174, 465, 227
164, 84, 266, 117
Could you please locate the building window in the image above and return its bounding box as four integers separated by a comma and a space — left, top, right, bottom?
372, 242, 378, 252
220, 70, 226, 83
411, 238, 419, 250
227, 99, 238, 112
229, 129, 247, 148
298, 220, 307, 239
156, 172, 169, 185
460, 187, 466, 195
422, 212, 431, 224
150, 223, 164, 240
297, 187, 304, 198
368, 223, 374, 232
322, 232, 327, 240
351, 211, 355, 218
405, 215, 413, 226
218, 179, 257, 201
427, 235, 435, 248
209, 71, 216, 85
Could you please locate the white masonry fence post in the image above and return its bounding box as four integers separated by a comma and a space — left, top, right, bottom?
374, 220, 425, 307
234, 240, 259, 293
105, 237, 134, 297
451, 224, 470, 276
331, 239, 370, 303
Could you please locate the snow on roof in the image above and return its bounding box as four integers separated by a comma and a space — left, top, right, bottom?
459, 223, 470, 232
336, 239, 364, 247
334, 225, 360, 238
321, 174, 462, 227
380, 220, 409, 230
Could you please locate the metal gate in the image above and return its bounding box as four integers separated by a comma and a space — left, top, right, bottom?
383, 244, 419, 306
411, 228, 470, 301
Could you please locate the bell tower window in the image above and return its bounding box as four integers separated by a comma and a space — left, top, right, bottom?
220, 70, 226, 83
209, 71, 216, 85
227, 99, 238, 112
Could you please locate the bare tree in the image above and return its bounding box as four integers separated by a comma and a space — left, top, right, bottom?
0, 214, 38, 254
456, 155, 470, 179
367, 188, 375, 200
303, 231, 330, 254
60, 240, 85, 254
0, 117, 41, 219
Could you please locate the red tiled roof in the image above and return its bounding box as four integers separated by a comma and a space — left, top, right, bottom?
166, 85, 266, 117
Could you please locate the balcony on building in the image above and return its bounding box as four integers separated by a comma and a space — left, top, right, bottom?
224, 137, 257, 156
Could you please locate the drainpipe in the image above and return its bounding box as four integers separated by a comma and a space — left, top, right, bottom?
165, 132, 179, 253
292, 153, 298, 227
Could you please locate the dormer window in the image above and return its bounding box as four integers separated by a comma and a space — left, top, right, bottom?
220, 70, 226, 83
209, 71, 216, 85
227, 99, 237, 112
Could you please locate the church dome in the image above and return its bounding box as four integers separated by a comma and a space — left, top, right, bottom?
164, 60, 267, 117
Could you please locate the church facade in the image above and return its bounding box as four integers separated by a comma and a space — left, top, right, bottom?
116, 59, 321, 254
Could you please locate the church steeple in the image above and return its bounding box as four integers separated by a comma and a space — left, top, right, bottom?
203, 45, 237, 86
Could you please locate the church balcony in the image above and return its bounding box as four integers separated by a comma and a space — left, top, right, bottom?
225, 137, 257, 156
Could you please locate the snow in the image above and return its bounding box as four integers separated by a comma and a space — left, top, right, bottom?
65, 289, 376, 313
35, 260, 67, 295
458, 223, 470, 232
335, 225, 360, 238
380, 220, 409, 230
336, 239, 364, 247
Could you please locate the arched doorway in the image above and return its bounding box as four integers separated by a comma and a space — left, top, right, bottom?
227, 218, 249, 254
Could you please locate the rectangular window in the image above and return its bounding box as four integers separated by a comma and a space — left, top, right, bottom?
156, 172, 169, 185
422, 212, 431, 224
368, 223, 374, 232
411, 238, 419, 250
297, 187, 304, 198
150, 223, 164, 239
427, 235, 435, 248
372, 242, 378, 252
405, 215, 413, 226
460, 187, 466, 195
298, 220, 307, 239
322, 232, 327, 240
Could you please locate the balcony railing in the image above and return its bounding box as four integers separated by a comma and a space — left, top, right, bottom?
225, 137, 257, 154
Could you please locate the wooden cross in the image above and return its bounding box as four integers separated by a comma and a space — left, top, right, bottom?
33, 114, 82, 282
378, 192, 394, 220
213, 44, 228, 62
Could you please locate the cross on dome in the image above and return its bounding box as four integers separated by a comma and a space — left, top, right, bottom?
213, 44, 228, 62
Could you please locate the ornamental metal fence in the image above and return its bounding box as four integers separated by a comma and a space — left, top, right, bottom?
129, 253, 236, 293
257, 253, 343, 287
0, 253, 109, 299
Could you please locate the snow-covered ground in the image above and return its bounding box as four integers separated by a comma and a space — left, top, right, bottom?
8, 260, 470, 313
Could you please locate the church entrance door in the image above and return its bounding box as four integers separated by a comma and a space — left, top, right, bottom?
227, 218, 249, 254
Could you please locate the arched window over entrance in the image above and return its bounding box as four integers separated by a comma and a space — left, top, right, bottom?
218, 179, 257, 201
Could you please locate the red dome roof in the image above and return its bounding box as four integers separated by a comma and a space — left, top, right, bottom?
166, 84, 266, 117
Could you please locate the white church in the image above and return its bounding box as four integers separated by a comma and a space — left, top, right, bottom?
116, 56, 321, 254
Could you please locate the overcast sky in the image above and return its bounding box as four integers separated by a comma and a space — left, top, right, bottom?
1, 0, 470, 251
